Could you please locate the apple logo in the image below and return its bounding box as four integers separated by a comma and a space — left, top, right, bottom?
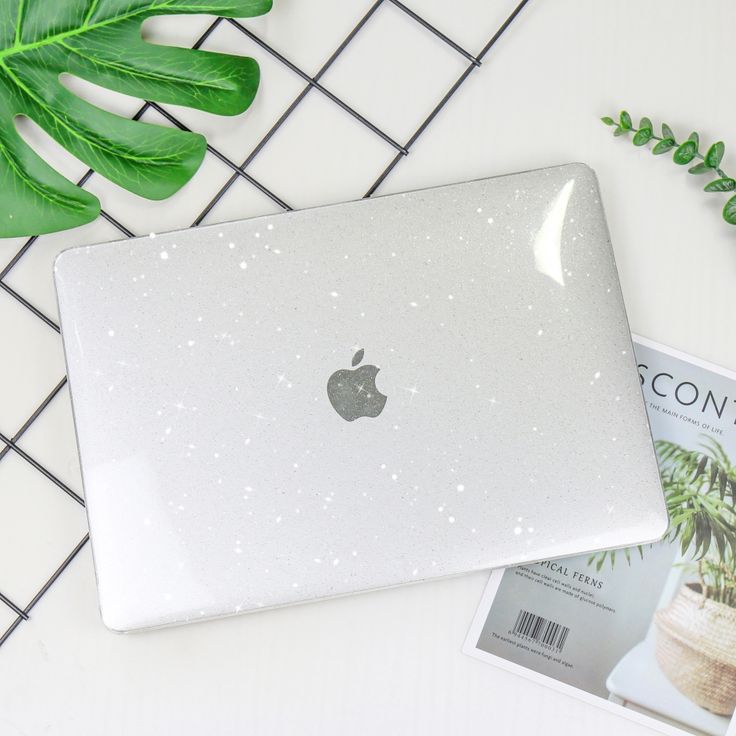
327, 348, 387, 422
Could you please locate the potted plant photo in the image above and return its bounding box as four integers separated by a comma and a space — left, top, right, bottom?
589, 437, 736, 715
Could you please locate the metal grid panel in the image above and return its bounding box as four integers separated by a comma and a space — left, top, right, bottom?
0, 0, 530, 648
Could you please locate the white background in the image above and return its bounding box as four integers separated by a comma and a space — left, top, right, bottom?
1, 1, 735, 734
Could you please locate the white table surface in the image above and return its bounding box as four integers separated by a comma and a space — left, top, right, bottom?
2, 1, 736, 734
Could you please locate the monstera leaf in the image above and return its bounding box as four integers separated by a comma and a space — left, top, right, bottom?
0, 0, 271, 237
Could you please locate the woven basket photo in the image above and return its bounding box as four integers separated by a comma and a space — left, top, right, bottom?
655, 583, 736, 715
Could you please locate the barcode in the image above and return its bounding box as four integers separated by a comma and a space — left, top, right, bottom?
511, 609, 570, 652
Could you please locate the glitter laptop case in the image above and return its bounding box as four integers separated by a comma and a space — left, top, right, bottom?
54, 163, 667, 632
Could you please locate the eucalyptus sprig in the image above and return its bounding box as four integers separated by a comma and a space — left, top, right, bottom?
602, 111, 736, 226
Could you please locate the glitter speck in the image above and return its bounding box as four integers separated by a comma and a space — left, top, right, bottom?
239, 261, 247, 270
448, 516, 455, 524
107, 329, 115, 337
160, 251, 169, 260
487, 217, 494, 224
514, 526, 522, 535
456, 484, 465, 492
330, 291, 339, 297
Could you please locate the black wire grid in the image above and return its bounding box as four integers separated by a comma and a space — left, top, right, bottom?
0, 0, 530, 647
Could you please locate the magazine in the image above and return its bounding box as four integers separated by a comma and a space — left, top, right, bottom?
464, 336, 736, 736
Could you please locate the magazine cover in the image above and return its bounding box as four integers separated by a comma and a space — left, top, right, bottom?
464, 336, 736, 736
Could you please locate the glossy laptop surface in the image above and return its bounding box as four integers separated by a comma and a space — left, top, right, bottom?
54, 164, 667, 631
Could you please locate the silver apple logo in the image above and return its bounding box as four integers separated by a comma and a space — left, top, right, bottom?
327, 348, 387, 422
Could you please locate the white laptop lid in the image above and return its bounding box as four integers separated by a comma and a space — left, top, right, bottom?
54, 164, 667, 632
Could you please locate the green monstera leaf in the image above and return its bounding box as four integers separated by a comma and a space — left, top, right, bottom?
0, 0, 272, 237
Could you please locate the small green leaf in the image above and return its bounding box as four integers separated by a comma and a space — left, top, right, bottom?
632, 129, 653, 146
705, 178, 736, 192
681, 521, 695, 555
706, 141, 725, 168
601, 116, 616, 126
662, 123, 675, 140
673, 141, 698, 165
709, 463, 719, 489
723, 195, 736, 225
613, 126, 626, 137
688, 162, 711, 175
652, 139, 675, 155
694, 455, 708, 480
688, 131, 700, 146
639, 117, 653, 132
619, 110, 633, 130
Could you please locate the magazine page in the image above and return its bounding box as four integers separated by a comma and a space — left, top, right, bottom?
464, 336, 736, 736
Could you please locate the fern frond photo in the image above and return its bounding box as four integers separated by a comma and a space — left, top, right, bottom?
589, 436, 736, 575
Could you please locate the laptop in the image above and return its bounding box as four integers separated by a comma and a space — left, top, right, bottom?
54, 163, 667, 632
